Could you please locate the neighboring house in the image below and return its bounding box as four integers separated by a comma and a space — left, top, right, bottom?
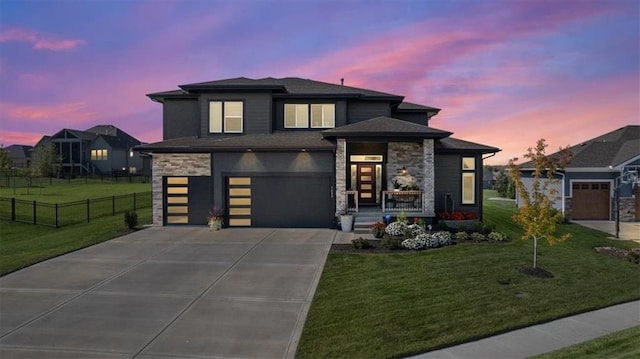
517, 125, 640, 222
3, 144, 33, 168
42, 125, 149, 176
138, 77, 500, 228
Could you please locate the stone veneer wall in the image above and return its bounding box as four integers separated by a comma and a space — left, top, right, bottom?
151, 153, 211, 226
335, 139, 346, 215
386, 141, 435, 216
617, 197, 636, 222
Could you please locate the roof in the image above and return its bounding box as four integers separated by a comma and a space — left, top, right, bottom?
136, 131, 334, 152
527, 125, 640, 169
396, 101, 441, 113
435, 137, 501, 154
51, 129, 97, 141
322, 116, 452, 139
4, 145, 33, 159
49, 125, 142, 149
148, 77, 407, 103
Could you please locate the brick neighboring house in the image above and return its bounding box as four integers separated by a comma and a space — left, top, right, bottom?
517, 125, 640, 222
137, 77, 500, 227
38, 125, 150, 176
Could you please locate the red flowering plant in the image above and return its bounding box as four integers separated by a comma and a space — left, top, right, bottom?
437, 211, 478, 220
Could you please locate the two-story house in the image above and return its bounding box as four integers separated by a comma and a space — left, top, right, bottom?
138, 77, 500, 227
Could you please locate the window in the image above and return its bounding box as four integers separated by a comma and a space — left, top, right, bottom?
462, 157, 475, 204
209, 101, 243, 133
91, 149, 108, 161
285, 103, 335, 128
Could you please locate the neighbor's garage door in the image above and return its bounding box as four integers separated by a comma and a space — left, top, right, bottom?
227, 175, 334, 228
571, 182, 610, 220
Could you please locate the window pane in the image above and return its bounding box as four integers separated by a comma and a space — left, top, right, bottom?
225, 101, 242, 117
209, 102, 222, 133
91, 150, 97, 160
311, 104, 322, 127
462, 173, 475, 204
462, 157, 475, 170
323, 104, 335, 127
311, 104, 335, 128
296, 104, 309, 127
225, 118, 242, 132
285, 104, 296, 128
102, 149, 108, 160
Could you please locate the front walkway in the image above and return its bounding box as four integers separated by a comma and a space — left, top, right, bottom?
410, 300, 640, 359
0, 227, 335, 359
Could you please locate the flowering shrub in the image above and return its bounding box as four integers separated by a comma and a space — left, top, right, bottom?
455, 231, 470, 241
470, 232, 486, 241
432, 231, 452, 246
488, 231, 508, 242
408, 224, 426, 238
402, 234, 429, 250
385, 221, 409, 236
437, 211, 478, 220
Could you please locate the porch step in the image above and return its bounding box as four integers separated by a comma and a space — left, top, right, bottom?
353, 215, 384, 235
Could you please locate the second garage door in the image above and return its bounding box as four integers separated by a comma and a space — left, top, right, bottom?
571, 182, 611, 220
227, 175, 334, 228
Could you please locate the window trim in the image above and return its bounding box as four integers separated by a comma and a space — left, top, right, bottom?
284, 103, 335, 129
209, 100, 244, 134
462, 156, 476, 205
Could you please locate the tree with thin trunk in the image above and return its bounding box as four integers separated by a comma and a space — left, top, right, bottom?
508, 139, 572, 269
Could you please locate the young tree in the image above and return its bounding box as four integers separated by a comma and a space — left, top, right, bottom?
31, 144, 59, 178
495, 169, 515, 199
0, 146, 12, 171
508, 139, 572, 269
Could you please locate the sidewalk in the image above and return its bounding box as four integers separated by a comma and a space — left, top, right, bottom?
410, 300, 640, 359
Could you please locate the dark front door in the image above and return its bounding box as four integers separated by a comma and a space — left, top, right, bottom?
357, 164, 376, 204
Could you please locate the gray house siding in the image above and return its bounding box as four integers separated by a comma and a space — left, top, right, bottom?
199, 92, 272, 136
392, 112, 428, 125
163, 99, 200, 140
347, 101, 390, 122
434, 154, 483, 217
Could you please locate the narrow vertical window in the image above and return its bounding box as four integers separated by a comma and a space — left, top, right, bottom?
209, 101, 223, 133
462, 157, 476, 204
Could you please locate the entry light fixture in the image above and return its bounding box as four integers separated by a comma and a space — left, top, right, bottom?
247, 148, 252, 152
301, 148, 307, 152
401, 166, 408, 175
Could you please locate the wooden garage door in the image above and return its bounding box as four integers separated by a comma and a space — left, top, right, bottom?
572, 182, 610, 220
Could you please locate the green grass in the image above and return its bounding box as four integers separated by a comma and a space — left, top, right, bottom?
296, 190, 640, 359
0, 208, 152, 276
530, 326, 640, 359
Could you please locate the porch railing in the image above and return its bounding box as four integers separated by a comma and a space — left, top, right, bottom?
382, 190, 423, 212
346, 190, 358, 213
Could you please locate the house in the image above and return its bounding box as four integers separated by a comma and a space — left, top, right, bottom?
39, 125, 149, 176
517, 125, 640, 222
3, 144, 33, 168
137, 77, 500, 227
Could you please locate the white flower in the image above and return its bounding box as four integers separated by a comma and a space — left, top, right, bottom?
385, 221, 408, 236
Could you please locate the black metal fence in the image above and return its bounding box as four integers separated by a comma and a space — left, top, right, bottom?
0, 172, 151, 188
0, 192, 152, 228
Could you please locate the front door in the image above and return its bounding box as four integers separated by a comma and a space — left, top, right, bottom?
357, 164, 376, 204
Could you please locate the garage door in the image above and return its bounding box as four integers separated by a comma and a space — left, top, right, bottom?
571, 182, 610, 220
227, 175, 334, 228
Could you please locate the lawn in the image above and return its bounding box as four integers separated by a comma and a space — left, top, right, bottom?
0, 178, 151, 202
531, 325, 640, 359
0, 208, 152, 276
296, 191, 640, 359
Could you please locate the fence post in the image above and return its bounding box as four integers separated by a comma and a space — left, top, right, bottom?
87, 198, 90, 223
33, 200, 36, 225
55, 203, 59, 228
133, 192, 136, 211
11, 198, 15, 221
112, 195, 115, 216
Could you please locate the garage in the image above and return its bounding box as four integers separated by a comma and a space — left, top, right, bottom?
227, 175, 334, 228
571, 182, 611, 220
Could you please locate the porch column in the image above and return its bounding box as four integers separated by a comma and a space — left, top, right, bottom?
335, 138, 347, 215
423, 139, 435, 216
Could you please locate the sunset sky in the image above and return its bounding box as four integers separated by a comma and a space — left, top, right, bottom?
0, 0, 638, 165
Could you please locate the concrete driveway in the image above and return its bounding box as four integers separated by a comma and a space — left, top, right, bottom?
572, 220, 640, 242
0, 227, 336, 359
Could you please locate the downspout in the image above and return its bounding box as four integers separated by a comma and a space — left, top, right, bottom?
558, 171, 566, 217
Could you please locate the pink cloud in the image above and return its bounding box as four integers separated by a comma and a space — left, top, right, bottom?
0, 131, 44, 147
0, 27, 84, 50
0, 102, 96, 123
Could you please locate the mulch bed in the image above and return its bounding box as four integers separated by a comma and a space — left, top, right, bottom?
331, 241, 409, 253
517, 266, 554, 278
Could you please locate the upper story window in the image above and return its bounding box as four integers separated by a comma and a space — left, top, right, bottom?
91, 149, 108, 161
462, 157, 475, 204
209, 101, 243, 133
285, 103, 335, 129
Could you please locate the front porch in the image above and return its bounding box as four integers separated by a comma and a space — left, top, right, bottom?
346, 190, 427, 213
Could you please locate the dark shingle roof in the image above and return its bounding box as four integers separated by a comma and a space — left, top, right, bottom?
396, 101, 441, 113
4, 145, 33, 159
148, 77, 409, 103
550, 125, 639, 168
435, 137, 501, 154
87, 125, 142, 149
136, 131, 334, 152
322, 116, 452, 139
51, 129, 97, 141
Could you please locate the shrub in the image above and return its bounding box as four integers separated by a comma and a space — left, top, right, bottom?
488, 231, 508, 242
381, 236, 404, 250
455, 231, 470, 241
432, 231, 452, 246
124, 211, 138, 229
351, 237, 373, 250
402, 234, 429, 250
385, 221, 409, 236
470, 232, 486, 241
628, 248, 640, 264
408, 224, 426, 238
370, 221, 386, 237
